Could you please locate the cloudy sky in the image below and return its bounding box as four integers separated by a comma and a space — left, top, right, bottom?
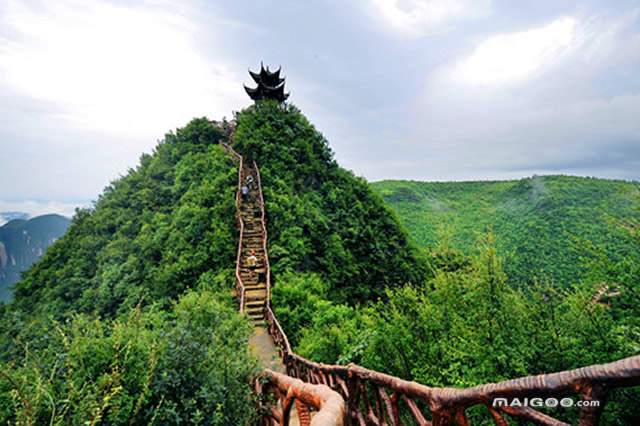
1, 0, 639, 218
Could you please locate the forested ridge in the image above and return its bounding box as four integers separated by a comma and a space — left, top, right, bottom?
0, 119, 259, 424
0, 101, 639, 423
373, 176, 640, 289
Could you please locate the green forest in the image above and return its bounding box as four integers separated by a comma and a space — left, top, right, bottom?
372, 177, 640, 289
1, 100, 639, 424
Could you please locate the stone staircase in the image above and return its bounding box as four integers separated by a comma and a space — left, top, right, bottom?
238, 164, 267, 325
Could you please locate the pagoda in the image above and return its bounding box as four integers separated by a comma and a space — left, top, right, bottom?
244, 63, 289, 102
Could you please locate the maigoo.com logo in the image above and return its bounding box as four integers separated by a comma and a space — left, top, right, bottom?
492, 397, 600, 408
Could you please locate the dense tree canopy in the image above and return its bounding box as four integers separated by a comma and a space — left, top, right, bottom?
373, 176, 640, 289
11, 118, 237, 319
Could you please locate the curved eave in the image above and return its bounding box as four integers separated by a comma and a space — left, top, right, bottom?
249, 70, 261, 84
244, 84, 260, 99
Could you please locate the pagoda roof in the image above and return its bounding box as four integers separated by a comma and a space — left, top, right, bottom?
244, 81, 289, 102
249, 63, 284, 87
245, 63, 289, 102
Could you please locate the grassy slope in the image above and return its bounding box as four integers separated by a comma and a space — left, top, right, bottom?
373, 175, 640, 287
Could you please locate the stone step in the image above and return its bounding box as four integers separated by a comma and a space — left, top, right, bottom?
247, 309, 264, 320
245, 284, 267, 290
246, 297, 267, 304
242, 283, 263, 289
246, 304, 264, 313
246, 290, 266, 296
240, 269, 263, 274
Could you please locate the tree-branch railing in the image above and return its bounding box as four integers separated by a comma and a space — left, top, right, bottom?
220, 142, 246, 313
257, 369, 347, 426
251, 161, 295, 360
246, 155, 640, 425
253, 160, 272, 310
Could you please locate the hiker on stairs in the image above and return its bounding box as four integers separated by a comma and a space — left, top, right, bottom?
241, 184, 249, 201
247, 250, 258, 278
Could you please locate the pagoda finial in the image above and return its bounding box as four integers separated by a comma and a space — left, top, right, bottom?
244, 63, 289, 103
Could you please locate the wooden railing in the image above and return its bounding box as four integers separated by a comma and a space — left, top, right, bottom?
242, 152, 640, 425
253, 160, 272, 310
258, 369, 346, 426
271, 348, 640, 425
220, 142, 246, 313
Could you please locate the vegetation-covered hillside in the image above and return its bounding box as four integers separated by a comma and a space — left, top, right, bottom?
0, 118, 258, 424
11, 120, 238, 319
0, 214, 70, 302
373, 176, 640, 288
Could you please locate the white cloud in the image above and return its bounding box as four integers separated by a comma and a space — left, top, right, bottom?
0, 0, 246, 139
367, 0, 492, 38
453, 17, 580, 86
0, 199, 85, 220
407, 10, 640, 183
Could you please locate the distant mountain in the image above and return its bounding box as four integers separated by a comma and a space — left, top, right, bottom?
373, 175, 640, 288
0, 212, 29, 227
0, 214, 71, 302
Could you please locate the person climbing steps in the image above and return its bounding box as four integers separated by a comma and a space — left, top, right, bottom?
247, 250, 258, 277
241, 184, 248, 201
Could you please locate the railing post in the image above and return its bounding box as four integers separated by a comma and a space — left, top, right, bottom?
346, 371, 361, 424
579, 384, 608, 426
